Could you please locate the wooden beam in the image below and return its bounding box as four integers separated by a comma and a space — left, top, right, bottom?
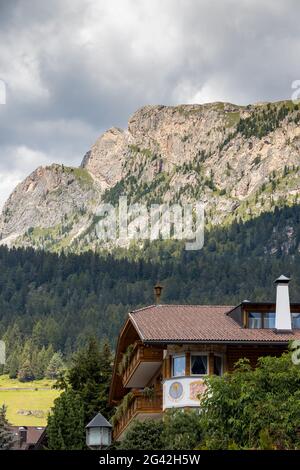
243, 308, 248, 328
209, 352, 214, 375
185, 352, 191, 376
165, 356, 171, 379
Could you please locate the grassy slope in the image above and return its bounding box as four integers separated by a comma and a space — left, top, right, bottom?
0, 375, 60, 426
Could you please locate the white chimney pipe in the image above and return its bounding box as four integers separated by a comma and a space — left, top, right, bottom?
274, 275, 292, 331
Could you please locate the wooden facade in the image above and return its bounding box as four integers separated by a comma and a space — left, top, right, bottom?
111, 341, 290, 440
122, 341, 163, 388
113, 389, 163, 441
226, 344, 286, 371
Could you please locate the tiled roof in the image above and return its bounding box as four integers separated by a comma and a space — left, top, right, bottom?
129, 304, 300, 343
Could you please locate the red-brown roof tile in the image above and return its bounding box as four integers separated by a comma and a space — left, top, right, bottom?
129, 304, 300, 343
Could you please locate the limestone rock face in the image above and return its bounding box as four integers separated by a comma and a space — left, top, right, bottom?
82, 103, 300, 201
82, 127, 128, 189
1, 101, 300, 252
0, 164, 101, 248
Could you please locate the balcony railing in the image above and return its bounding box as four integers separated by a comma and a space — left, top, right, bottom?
113, 390, 163, 440
122, 341, 163, 388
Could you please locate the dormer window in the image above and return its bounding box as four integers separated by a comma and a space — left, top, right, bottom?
263, 312, 275, 329
248, 312, 262, 329
248, 312, 275, 329
292, 313, 300, 329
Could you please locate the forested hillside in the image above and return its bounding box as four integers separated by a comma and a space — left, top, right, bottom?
0, 204, 299, 379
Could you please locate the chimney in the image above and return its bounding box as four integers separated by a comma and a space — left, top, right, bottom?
274, 275, 292, 332
154, 283, 163, 305
18, 426, 27, 448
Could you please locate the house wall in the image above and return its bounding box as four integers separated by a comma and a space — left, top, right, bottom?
162, 344, 226, 410
161, 343, 287, 410
226, 344, 287, 371
112, 341, 289, 440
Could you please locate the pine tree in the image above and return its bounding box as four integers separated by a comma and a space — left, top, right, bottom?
18, 338, 34, 381
45, 344, 55, 366
2, 324, 22, 376
8, 351, 20, 379
18, 359, 34, 382
46, 352, 65, 379
47, 389, 85, 450
31, 347, 44, 380
0, 405, 15, 450
67, 337, 113, 422
32, 321, 45, 348
30, 347, 40, 380
98, 340, 114, 418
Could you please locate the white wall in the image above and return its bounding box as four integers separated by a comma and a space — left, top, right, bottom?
163, 377, 207, 410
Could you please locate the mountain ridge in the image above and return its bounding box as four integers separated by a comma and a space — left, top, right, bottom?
1, 100, 300, 252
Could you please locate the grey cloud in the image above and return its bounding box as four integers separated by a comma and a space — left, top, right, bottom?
0, 0, 300, 207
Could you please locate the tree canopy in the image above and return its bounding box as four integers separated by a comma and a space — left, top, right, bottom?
0, 405, 15, 450
200, 351, 300, 449
47, 338, 113, 449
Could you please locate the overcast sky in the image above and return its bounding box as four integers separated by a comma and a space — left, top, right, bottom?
0, 0, 299, 208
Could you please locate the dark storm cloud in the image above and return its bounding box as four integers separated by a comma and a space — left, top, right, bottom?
0, 0, 300, 207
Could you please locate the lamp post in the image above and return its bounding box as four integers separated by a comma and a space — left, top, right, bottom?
86, 413, 112, 450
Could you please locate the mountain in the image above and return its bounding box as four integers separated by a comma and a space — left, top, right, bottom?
1, 100, 300, 252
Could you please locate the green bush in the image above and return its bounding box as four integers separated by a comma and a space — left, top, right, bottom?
199, 351, 300, 449
118, 419, 164, 450
162, 409, 202, 450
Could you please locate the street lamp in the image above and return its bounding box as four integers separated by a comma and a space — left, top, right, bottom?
86, 413, 112, 449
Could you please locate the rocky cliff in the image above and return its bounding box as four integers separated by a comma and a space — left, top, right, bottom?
1, 100, 300, 252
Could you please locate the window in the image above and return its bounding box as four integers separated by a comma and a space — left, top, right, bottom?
264, 312, 275, 329
214, 355, 223, 376
191, 355, 208, 375
88, 428, 111, 446
292, 313, 300, 329
101, 428, 111, 447
172, 355, 185, 377
248, 312, 262, 329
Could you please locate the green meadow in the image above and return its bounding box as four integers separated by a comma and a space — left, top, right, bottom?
0, 375, 60, 426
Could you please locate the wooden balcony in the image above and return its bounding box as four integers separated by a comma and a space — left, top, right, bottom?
113, 390, 163, 441
122, 342, 163, 388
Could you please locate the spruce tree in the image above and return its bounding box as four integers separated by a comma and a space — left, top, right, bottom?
46, 352, 65, 379
18, 339, 34, 381
32, 347, 48, 380
67, 337, 113, 422
47, 389, 85, 450
18, 359, 34, 382
8, 347, 21, 379
32, 321, 45, 348
98, 340, 114, 418
0, 405, 15, 450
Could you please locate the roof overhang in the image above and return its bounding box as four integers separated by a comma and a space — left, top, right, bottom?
142, 339, 293, 346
